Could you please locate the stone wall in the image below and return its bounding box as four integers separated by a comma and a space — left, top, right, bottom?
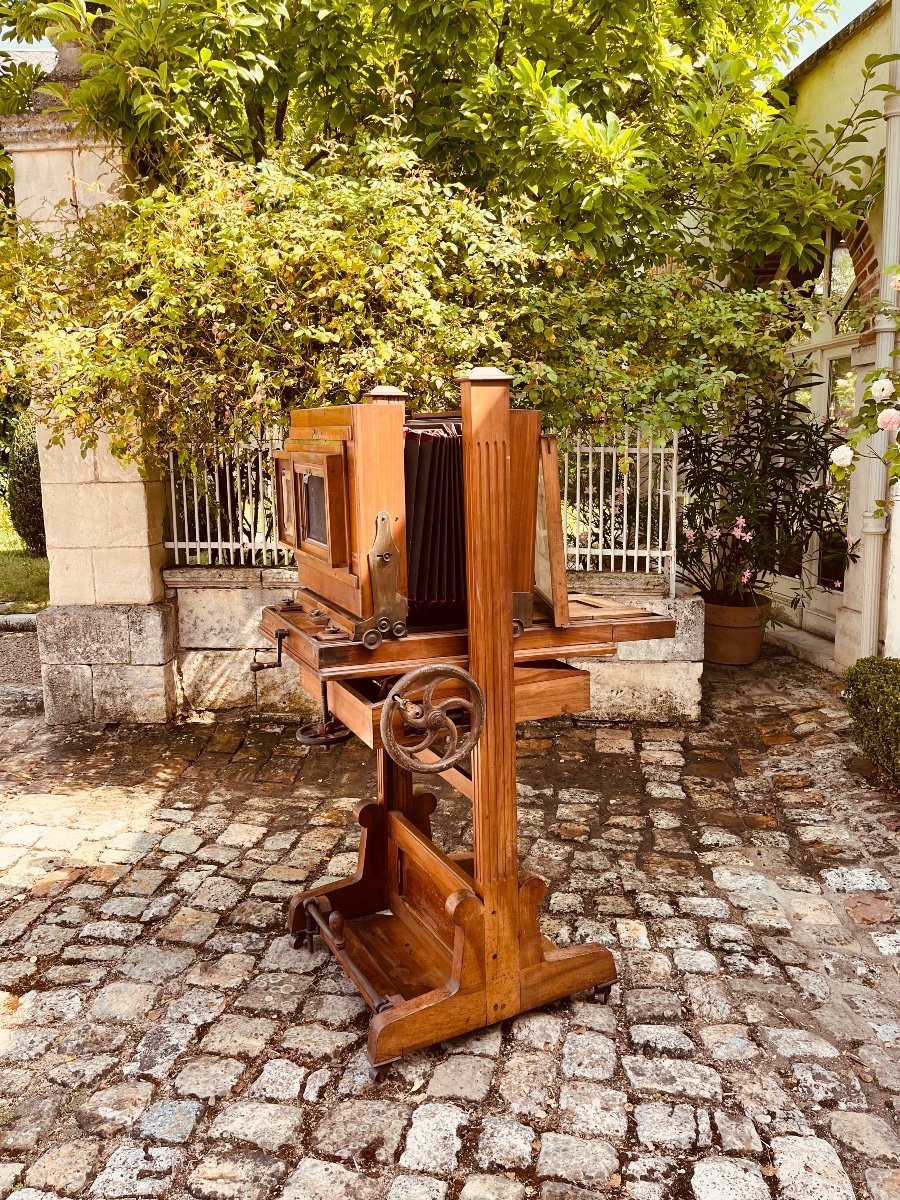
162, 568, 702, 724
164, 567, 318, 719
567, 574, 704, 723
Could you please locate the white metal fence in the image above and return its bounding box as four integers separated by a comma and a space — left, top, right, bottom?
561, 433, 680, 595
165, 428, 680, 585
165, 431, 292, 567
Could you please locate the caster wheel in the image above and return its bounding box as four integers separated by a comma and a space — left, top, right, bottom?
293, 934, 306, 950
362, 628, 383, 650
377, 616, 391, 634
368, 1063, 390, 1083
594, 985, 612, 1005
512, 618, 524, 638
392, 621, 407, 638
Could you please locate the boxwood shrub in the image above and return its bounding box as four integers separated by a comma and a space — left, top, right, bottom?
8, 408, 46, 556
844, 656, 900, 792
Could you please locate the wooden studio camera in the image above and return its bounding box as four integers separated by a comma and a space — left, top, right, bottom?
259, 368, 674, 1075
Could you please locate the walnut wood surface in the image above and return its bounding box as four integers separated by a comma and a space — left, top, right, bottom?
280, 378, 630, 1069
260, 602, 670, 681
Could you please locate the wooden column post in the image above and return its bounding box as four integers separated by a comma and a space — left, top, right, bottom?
459, 367, 521, 1022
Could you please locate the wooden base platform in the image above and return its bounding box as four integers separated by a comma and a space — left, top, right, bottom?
287, 787, 616, 1069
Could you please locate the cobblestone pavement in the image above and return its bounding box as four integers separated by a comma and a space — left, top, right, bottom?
1, 649, 898, 1200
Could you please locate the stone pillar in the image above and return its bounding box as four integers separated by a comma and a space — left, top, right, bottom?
35, 432, 177, 724
3, 60, 175, 723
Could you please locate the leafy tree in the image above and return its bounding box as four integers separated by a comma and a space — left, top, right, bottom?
0, 143, 816, 474
1, 0, 892, 274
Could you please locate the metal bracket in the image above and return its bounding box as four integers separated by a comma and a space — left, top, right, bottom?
354, 511, 409, 649
512, 591, 533, 638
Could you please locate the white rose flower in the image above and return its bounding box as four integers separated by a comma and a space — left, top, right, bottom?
830, 444, 854, 468
872, 377, 896, 402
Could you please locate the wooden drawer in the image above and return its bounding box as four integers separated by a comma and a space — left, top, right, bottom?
327, 659, 590, 751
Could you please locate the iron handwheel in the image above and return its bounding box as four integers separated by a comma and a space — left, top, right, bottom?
379, 664, 485, 773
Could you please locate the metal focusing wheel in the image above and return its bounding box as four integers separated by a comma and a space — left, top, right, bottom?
379, 664, 485, 773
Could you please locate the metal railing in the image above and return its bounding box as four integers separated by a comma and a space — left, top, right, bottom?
561, 433, 680, 596
165, 431, 292, 567
165, 427, 680, 586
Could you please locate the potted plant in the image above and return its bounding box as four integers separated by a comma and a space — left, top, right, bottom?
677, 383, 853, 665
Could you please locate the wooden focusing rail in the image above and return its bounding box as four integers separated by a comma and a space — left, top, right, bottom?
262, 371, 675, 1072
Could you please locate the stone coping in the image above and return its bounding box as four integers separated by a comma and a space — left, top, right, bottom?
163, 566, 297, 590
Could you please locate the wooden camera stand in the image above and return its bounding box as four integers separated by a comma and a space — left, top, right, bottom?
264, 369, 674, 1073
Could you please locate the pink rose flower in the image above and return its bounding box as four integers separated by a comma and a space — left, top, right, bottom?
876, 407, 900, 432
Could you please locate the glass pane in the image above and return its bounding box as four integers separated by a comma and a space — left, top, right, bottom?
817, 356, 854, 591
304, 474, 327, 545
827, 357, 855, 434
829, 245, 855, 300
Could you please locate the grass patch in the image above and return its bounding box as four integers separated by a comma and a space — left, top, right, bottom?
0, 501, 49, 612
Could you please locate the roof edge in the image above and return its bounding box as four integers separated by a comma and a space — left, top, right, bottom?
782, 0, 890, 86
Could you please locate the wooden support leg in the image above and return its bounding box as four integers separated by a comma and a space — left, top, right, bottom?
286, 800, 388, 935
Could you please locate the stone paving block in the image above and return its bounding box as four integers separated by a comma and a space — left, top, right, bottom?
158, 907, 220, 945
25, 1141, 100, 1196
476, 1115, 535, 1170
280, 1023, 359, 1058
280, 1158, 379, 1200
387, 1179, 448, 1200
208, 1102, 303, 1152
536, 1133, 618, 1187
635, 1103, 709, 1150
89, 1148, 181, 1198
0, 1097, 62, 1152
757, 1027, 840, 1059
829, 1112, 900, 1164
561, 1030, 616, 1080
76, 1084, 154, 1135
558, 1083, 628, 1140
691, 1157, 769, 1200
234, 972, 311, 1015
200, 1016, 276, 1058
117, 945, 196, 983
124, 1023, 195, 1081
0, 1163, 24, 1197
772, 1135, 855, 1200
866, 1168, 900, 1200
821, 867, 892, 893
300, 993, 366, 1028
498, 1051, 555, 1119
137, 1101, 203, 1144
186, 1150, 288, 1200
630, 1025, 695, 1057
622, 1056, 723, 1102
175, 1055, 246, 1101
427, 1055, 495, 1100
399, 1104, 467, 1173
459, 1180, 524, 1200
186, 954, 255, 990
698, 1024, 758, 1061
713, 1111, 762, 1155
312, 1099, 410, 1164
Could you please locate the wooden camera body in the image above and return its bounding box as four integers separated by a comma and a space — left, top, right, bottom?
261, 370, 675, 1073
274, 390, 573, 648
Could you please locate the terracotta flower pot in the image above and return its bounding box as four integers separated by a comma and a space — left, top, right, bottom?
704, 596, 771, 666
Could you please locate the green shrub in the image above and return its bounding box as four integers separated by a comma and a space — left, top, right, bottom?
844, 657, 900, 793
5, 143, 816, 477
7, 408, 45, 556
